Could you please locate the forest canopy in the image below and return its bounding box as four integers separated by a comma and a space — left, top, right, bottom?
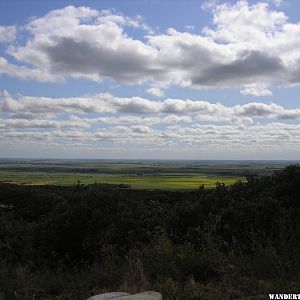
0, 165, 300, 299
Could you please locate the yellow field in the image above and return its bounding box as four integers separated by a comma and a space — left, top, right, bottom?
0, 171, 244, 190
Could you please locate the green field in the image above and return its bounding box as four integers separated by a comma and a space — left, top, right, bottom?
0, 171, 243, 190
0, 159, 293, 190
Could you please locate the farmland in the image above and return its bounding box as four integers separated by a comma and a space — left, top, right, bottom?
0, 171, 243, 189
0, 159, 293, 189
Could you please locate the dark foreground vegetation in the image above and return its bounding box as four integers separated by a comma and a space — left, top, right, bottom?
1, 166, 300, 299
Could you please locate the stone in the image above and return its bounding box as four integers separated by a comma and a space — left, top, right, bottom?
87, 292, 131, 300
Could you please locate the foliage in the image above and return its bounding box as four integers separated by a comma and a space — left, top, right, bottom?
0, 165, 300, 299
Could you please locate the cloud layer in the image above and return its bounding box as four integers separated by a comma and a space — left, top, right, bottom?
1, 91, 300, 158
2, 91, 300, 122
1, 1, 300, 95
0, 1, 299, 159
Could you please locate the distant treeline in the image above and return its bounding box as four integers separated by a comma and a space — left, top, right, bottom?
0, 165, 300, 299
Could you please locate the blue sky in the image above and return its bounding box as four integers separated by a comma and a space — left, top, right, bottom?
0, 0, 300, 159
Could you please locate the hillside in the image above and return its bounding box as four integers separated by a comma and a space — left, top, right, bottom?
0, 166, 300, 299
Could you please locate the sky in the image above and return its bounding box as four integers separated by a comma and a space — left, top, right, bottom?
0, 0, 300, 160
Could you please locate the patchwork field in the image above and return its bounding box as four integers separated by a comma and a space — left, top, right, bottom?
0, 171, 243, 189
0, 159, 294, 190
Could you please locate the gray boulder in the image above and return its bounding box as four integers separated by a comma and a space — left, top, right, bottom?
87, 293, 130, 300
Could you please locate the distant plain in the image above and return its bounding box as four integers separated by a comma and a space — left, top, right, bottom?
0, 159, 295, 190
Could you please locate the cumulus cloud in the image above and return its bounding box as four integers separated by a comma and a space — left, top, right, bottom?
0, 2, 299, 95
1, 91, 300, 125
201, 0, 220, 11
0, 118, 90, 129
146, 87, 165, 97
190, 50, 284, 87
71, 115, 192, 125
3, 121, 299, 159
7, 6, 159, 84
1, 90, 300, 159
240, 84, 273, 96
0, 26, 16, 42
1, 2, 300, 158
0, 57, 59, 82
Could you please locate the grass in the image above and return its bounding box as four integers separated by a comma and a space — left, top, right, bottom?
0, 171, 244, 190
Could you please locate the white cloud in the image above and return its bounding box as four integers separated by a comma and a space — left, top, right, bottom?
184, 25, 195, 31
131, 125, 153, 133
146, 87, 165, 97
204, 1, 287, 43
1, 116, 300, 159
201, 0, 220, 11
0, 26, 16, 42
0, 118, 90, 129
7, 6, 158, 84
0, 56, 59, 82
0, 2, 299, 95
0, 1, 300, 159
1, 91, 300, 126
240, 84, 273, 96
71, 115, 192, 125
